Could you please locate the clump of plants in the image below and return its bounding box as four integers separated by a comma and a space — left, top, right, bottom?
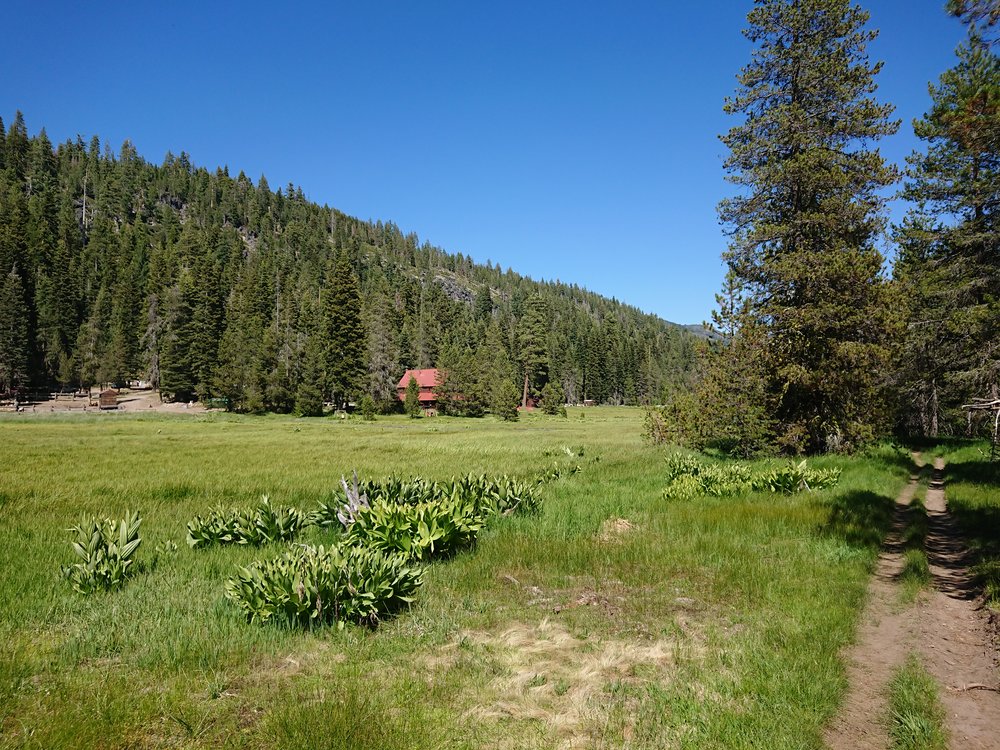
662, 454, 841, 499
344, 492, 487, 562
62, 511, 143, 594
225, 543, 423, 628
187, 496, 310, 548
313, 472, 542, 528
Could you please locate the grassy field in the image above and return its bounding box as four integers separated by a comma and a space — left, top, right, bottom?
0, 408, 912, 749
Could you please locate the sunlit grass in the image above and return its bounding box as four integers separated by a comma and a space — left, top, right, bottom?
887, 654, 948, 750
0, 408, 912, 748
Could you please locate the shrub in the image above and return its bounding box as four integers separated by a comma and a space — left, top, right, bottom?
225, 544, 422, 628
62, 511, 143, 594
359, 396, 377, 421
187, 496, 310, 548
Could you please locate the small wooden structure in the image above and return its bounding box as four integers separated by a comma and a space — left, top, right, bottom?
98, 389, 120, 411
962, 397, 1000, 461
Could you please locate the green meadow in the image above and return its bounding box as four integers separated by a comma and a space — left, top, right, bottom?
1, 408, 913, 749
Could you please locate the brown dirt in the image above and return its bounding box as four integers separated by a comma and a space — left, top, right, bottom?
824, 456, 1000, 750
2, 389, 207, 416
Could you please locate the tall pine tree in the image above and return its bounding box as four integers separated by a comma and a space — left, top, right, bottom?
324, 251, 366, 408
712, 0, 899, 453
896, 31, 1000, 433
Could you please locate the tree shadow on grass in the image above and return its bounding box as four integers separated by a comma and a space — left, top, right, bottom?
943, 457, 1000, 599
819, 490, 895, 550
947, 458, 1000, 487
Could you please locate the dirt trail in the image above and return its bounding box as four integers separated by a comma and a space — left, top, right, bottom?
915, 458, 1000, 750
823, 473, 921, 750
825, 456, 1000, 750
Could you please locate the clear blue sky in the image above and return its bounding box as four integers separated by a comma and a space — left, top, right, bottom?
1, 1, 968, 325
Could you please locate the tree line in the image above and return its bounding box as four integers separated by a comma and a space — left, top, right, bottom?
0, 117, 698, 414
652, 0, 999, 454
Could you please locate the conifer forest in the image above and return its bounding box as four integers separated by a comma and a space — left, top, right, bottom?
0, 112, 697, 415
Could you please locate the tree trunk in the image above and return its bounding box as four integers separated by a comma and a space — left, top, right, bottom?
930, 379, 939, 438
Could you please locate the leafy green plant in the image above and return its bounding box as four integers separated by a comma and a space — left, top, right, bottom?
661, 455, 841, 499
344, 492, 487, 562
224, 543, 422, 628
187, 496, 309, 548
62, 511, 143, 594
752, 461, 842, 493
314, 472, 542, 528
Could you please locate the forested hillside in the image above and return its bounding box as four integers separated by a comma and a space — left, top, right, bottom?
0, 113, 697, 412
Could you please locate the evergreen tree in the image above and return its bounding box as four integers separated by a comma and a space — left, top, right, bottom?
541, 380, 564, 415
712, 0, 899, 453
473, 285, 493, 321
364, 278, 402, 412
492, 379, 520, 422
324, 251, 366, 408
404, 375, 421, 418
949, 0, 1000, 36
517, 293, 549, 407
896, 33, 1000, 432
0, 267, 29, 393
295, 332, 326, 416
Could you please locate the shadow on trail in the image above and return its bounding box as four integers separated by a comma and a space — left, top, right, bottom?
923, 464, 980, 601
820, 490, 895, 550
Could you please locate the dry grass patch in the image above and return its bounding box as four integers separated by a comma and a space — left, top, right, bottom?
596, 517, 637, 543
427, 617, 701, 748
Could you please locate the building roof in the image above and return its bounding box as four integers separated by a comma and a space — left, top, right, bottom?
396, 368, 440, 390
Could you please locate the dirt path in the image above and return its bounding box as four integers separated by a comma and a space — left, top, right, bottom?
824, 456, 1000, 750
823, 473, 921, 750
915, 458, 1000, 750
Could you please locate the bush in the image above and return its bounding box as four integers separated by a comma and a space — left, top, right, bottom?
62, 511, 143, 594
187, 496, 310, 548
359, 396, 377, 421
225, 544, 422, 628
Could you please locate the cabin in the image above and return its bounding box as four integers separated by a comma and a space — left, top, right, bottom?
397, 368, 440, 410
98, 389, 119, 410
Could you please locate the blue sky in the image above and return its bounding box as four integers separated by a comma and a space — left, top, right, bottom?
2, 1, 968, 324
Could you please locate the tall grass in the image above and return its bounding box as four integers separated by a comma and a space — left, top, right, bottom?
0, 409, 911, 748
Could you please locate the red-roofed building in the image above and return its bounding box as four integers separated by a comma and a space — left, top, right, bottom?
397, 368, 441, 408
